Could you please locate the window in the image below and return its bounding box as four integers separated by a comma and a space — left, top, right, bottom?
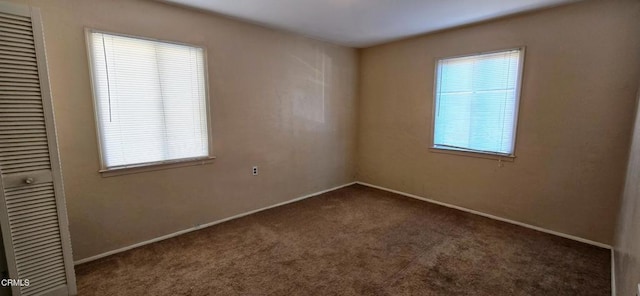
432, 48, 524, 156
87, 30, 211, 170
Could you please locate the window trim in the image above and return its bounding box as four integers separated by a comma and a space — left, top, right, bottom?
429, 46, 526, 160
84, 28, 215, 176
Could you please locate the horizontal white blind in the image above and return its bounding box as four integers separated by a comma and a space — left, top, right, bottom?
89, 32, 209, 169
434, 49, 522, 155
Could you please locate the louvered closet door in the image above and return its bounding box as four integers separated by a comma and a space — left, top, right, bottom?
0, 2, 76, 296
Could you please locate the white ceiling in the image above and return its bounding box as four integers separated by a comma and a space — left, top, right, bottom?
162, 0, 578, 48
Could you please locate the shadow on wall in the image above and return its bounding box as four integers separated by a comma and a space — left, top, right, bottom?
289, 48, 331, 124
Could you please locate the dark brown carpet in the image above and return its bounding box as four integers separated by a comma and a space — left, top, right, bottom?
76, 184, 610, 295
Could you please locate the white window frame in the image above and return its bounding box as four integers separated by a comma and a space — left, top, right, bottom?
85, 29, 214, 176
429, 47, 526, 160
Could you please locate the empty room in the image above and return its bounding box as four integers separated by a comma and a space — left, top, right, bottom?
0, 0, 639, 295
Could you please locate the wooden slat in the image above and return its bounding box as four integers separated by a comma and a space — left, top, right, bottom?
0, 121, 46, 127
16, 252, 63, 274
0, 91, 41, 97
20, 265, 65, 284
0, 11, 31, 23
0, 58, 37, 66
1, 154, 49, 162
0, 72, 38, 80
0, 130, 47, 136
12, 230, 60, 250
0, 150, 48, 157
11, 223, 58, 242
0, 49, 35, 59
12, 235, 59, 258
0, 19, 31, 31
11, 224, 59, 244
0, 79, 39, 85
5, 189, 53, 201
0, 26, 32, 37
0, 144, 48, 152
23, 282, 66, 296
1, 162, 51, 172
0, 65, 38, 73
10, 216, 58, 233
6, 193, 55, 208
9, 212, 57, 228
0, 139, 48, 147
4, 194, 52, 203
0, 136, 45, 143
0, 108, 43, 114
12, 229, 59, 248
0, 110, 44, 116
0, 149, 48, 156
11, 213, 58, 231
21, 266, 65, 287
0, 97, 43, 103
0, 35, 34, 45
5, 185, 53, 198
18, 259, 64, 280
0, 79, 40, 86
8, 205, 57, 223
0, 127, 46, 133
0, 21, 31, 33
0, 30, 34, 42
5, 190, 56, 206
15, 244, 61, 261
3, 181, 49, 191
0, 85, 40, 91
0, 54, 36, 63
20, 265, 64, 287
0, 40, 35, 51
3, 166, 51, 174
22, 278, 65, 296
1, 164, 51, 174
17, 253, 63, 273
7, 195, 56, 210
6, 202, 56, 216
0, 115, 45, 121
0, 128, 45, 133
0, 103, 42, 110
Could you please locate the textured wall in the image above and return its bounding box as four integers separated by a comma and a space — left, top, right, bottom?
8, 0, 358, 260
614, 87, 640, 296
357, 0, 640, 245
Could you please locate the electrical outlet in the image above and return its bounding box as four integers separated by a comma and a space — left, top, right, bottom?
252, 166, 258, 176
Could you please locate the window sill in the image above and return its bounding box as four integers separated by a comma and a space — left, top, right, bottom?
429, 147, 515, 162
99, 156, 216, 177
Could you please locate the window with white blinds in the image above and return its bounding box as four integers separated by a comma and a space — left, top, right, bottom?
433, 48, 524, 156
87, 31, 210, 170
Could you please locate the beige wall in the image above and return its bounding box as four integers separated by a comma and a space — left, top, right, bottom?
614, 87, 640, 295
357, 0, 640, 245
7, 0, 358, 260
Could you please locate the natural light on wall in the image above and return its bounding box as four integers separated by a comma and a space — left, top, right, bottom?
433, 49, 523, 156
87, 31, 210, 170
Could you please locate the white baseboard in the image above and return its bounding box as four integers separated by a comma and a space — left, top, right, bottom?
356, 181, 611, 249
74, 181, 357, 265
611, 249, 616, 296
76, 180, 611, 265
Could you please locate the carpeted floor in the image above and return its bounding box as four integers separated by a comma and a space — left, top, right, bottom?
76, 184, 610, 295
